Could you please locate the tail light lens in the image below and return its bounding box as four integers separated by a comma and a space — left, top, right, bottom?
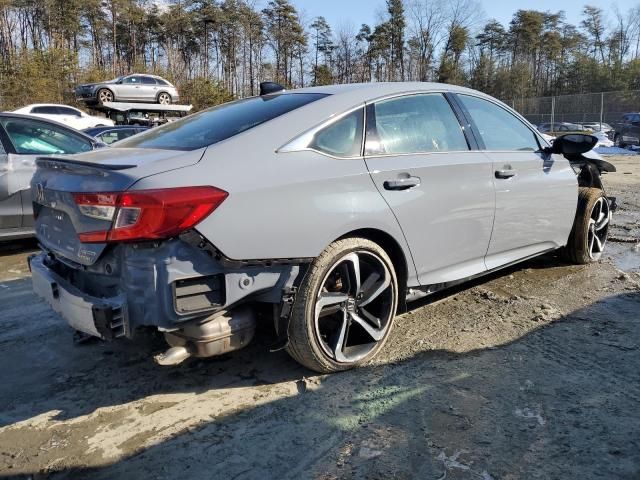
73, 186, 228, 243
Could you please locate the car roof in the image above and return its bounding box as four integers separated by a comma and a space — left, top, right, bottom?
287, 82, 487, 102
12, 103, 81, 111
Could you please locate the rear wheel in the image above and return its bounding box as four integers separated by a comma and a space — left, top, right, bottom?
286, 238, 398, 373
564, 187, 611, 264
157, 92, 172, 105
97, 88, 114, 104
614, 134, 625, 148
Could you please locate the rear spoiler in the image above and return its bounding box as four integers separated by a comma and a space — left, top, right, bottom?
36, 156, 136, 172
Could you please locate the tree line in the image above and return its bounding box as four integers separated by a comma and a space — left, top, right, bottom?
1, 0, 639, 111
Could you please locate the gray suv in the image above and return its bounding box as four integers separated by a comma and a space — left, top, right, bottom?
76, 74, 179, 105
30, 83, 614, 373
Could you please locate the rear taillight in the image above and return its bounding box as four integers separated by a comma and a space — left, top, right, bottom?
73, 186, 228, 243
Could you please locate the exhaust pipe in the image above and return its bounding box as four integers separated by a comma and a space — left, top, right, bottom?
154, 307, 256, 366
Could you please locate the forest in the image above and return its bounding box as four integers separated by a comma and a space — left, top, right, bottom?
1, 0, 640, 110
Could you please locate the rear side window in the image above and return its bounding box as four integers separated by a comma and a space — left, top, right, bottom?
57, 107, 82, 116
366, 94, 468, 155
458, 95, 540, 151
142, 76, 157, 85
0, 118, 94, 154
31, 106, 59, 115
116, 93, 329, 151
156, 79, 169, 86
309, 109, 363, 157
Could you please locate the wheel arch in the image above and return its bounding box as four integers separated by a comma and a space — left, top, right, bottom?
157, 90, 172, 101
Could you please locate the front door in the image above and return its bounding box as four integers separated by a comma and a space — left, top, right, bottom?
455, 94, 577, 269
364, 93, 496, 286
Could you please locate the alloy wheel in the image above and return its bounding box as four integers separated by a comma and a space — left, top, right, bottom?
314, 251, 395, 363
588, 197, 610, 260
158, 93, 171, 105
98, 89, 113, 103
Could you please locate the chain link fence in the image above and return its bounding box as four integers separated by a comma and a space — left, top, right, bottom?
511, 90, 640, 127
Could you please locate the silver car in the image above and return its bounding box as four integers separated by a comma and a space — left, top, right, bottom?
75, 74, 179, 105
30, 82, 614, 372
0, 113, 101, 241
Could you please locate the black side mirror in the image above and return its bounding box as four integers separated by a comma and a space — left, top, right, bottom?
546, 134, 598, 155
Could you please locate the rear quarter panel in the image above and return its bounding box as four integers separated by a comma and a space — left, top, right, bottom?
129, 127, 418, 283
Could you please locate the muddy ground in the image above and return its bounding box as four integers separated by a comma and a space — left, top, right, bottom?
0, 156, 639, 480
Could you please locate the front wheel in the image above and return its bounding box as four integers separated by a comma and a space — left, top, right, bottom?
564, 187, 611, 264
97, 88, 114, 105
614, 134, 625, 148
286, 238, 398, 373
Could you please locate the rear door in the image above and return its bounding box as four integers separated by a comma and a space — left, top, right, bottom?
364, 93, 495, 285
0, 129, 22, 230
454, 94, 577, 269
141, 76, 159, 101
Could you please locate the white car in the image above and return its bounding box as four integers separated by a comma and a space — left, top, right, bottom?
12, 104, 113, 130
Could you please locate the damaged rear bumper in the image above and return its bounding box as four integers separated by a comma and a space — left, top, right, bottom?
30, 254, 127, 339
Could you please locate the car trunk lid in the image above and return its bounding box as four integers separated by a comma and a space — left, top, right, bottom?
32, 147, 205, 266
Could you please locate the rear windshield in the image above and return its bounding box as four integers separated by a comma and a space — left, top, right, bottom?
115, 93, 329, 151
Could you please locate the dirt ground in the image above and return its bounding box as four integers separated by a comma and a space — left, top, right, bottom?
0, 156, 639, 480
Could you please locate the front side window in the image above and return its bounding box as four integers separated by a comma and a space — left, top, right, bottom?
459, 95, 540, 151
0, 118, 93, 154
122, 76, 141, 85
116, 93, 328, 151
366, 93, 468, 155
309, 109, 363, 157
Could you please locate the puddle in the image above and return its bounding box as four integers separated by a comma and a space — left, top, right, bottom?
606, 242, 640, 272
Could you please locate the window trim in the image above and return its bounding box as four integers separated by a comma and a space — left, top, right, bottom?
364, 92, 473, 157
452, 93, 544, 152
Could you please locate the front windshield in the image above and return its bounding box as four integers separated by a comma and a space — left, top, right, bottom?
115, 93, 328, 151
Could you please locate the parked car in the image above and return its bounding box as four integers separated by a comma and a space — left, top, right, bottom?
0, 113, 104, 240
83, 125, 149, 145
29, 82, 614, 373
612, 113, 640, 148
75, 74, 179, 105
581, 122, 613, 135
537, 122, 590, 136
12, 104, 113, 130
592, 130, 614, 148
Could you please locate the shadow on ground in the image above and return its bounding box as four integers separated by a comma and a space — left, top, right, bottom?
0, 269, 638, 479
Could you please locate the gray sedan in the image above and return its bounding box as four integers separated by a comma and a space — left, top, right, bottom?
75, 74, 179, 105
0, 113, 102, 241
30, 82, 614, 372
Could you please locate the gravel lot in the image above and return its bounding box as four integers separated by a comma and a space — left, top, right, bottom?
0, 156, 639, 479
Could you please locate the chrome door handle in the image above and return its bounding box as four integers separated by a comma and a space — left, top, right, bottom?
383, 176, 421, 191
495, 169, 517, 179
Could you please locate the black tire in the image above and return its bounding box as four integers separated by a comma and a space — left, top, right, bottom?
157, 92, 172, 105
286, 237, 399, 373
97, 88, 114, 105
614, 134, 625, 149
564, 187, 611, 265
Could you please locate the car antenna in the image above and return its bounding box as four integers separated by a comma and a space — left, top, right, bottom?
259, 82, 286, 96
